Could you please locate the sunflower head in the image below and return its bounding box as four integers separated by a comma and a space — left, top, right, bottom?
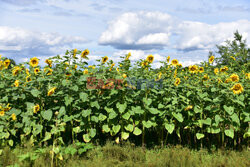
12, 66, 21, 76
29, 57, 39, 67
48, 87, 56, 96
203, 74, 209, 81
245, 73, 250, 79
199, 67, 204, 73
230, 83, 244, 94
230, 73, 239, 82
4, 59, 11, 68
122, 74, 127, 78
188, 65, 198, 74
73, 48, 77, 58
102, 56, 109, 64
141, 61, 148, 68
146, 55, 154, 63
171, 59, 179, 66
184, 105, 193, 111
45, 59, 52, 67
11, 113, 16, 121
167, 56, 170, 63
230, 56, 236, 61
33, 104, 40, 114
14, 80, 19, 87
81, 49, 89, 58
0, 111, 4, 117
125, 52, 131, 60
209, 56, 215, 64
26, 75, 32, 82
83, 69, 88, 74
174, 78, 181, 86
220, 66, 228, 72
34, 68, 40, 75
214, 68, 219, 75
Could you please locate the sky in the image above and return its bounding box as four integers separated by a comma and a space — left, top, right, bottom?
0, 0, 249, 67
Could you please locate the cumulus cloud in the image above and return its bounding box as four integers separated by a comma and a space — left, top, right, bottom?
0, 26, 87, 57
99, 11, 250, 52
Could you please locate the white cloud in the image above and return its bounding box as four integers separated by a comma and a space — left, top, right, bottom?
0, 26, 87, 56
99, 11, 250, 52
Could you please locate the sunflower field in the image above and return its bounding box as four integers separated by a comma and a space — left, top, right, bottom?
0, 32, 249, 156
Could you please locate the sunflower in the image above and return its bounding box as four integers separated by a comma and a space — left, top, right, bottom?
83, 69, 88, 74
184, 105, 193, 111
33, 104, 40, 114
225, 78, 231, 83
230, 56, 236, 61
218, 78, 222, 84
188, 65, 198, 74
230, 83, 244, 94
203, 74, 209, 81
174, 78, 181, 86
174, 69, 177, 78
4, 103, 11, 112
81, 49, 89, 58
155, 72, 162, 81
0, 61, 3, 70
26, 75, 31, 82
167, 56, 170, 63
199, 67, 204, 73
29, 57, 39, 67
3, 59, 11, 68
74, 64, 78, 70
0, 111, 4, 117
102, 56, 109, 63
171, 59, 179, 66
45, 68, 53, 75
11, 113, 16, 121
209, 56, 215, 64
14, 80, 19, 87
125, 52, 131, 60
220, 66, 228, 72
45, 59, 52, 67
88, 65, 95, 69
146, 55, 154, 63
141, 61, 148, 67
122, 74, 127, 78
26, 69, 30, 75
48, 87, 56, 96
245, 73, 250, 79
116, 67, 119, 72
214, 68, 219, 75
12, 66, 21, 76
73, 48, 77, 58
177, 63, 182, 68
230, 73, 239, 82
34, 68, 40, 75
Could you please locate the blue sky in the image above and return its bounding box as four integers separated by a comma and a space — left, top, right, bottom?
0, 0, 249, 67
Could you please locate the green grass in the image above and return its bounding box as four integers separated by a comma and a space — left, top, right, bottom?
1, 142, 249, 167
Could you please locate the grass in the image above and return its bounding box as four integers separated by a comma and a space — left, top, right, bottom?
0, 142, 249, 167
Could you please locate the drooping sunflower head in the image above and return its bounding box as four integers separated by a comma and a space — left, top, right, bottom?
141, 61, 149, 68
11, 113, 16, 121
174, 78, 181, 86
125, 52, 131, 60
46, 68, 53, 76
102, 56, 109, 63
73, 48, 77, 58
220, 66, 228, 72
14, 80, 19, 87
171, 59, 179, 67
45, 59, 52, 67
33, 104, 40, 114
230, 83, 244, 94
146, 55, 154, 63
225, 78, 231, 83
203, 74, 209, 81
12, 66, 21, 76
81, 49, 90, 58
3, 59, 11, 68
0, 111, 4, 117
83, 69, 88, 74
214, 68, 219, 75
26, 75, 32, 82
199, 67, 204, 73
122, 74, 127, 78
47, 87, 56, 96
167, 56, 170, 63
184, 105, 193, 111
245, 73, 250, 79
188, 65, 198, 74
230, 73, 239, 82
209, 56, 215, 64
34, 68, 40, 75
29, 57, 39, 67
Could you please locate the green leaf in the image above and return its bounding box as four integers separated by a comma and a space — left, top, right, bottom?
91, 116, 99, 123
172, 113, 183, 122
71, 85, 79, 91
41, 109, 53, 121
58, 106, 66, 118
230, 113, 240, 125
99, 113, 107, 121
89, 128, 96, 138
148, 107, 159, 115
8, 140, 14, 146
83, 134, 91, 143
121, 132, 129, 140
202, 118, 212, 126
225, 129, 234, 139
42, 132, 51, 142
112, 125, 121, 135
223, 105, 234, 115
132, 106, 144, 114
122, 112, 130, 120
73, 126, 81, 133
104, 107, 114, 113
211, 88, 216, 92
194, 106, 202, 113
125, 124, 134, 132
82, 109, 91, 117
62, 79, 69, 86
215, 115, 221, 125
207, 127, 220, 134
142, 120, 153, 128
165, 123, 175, 134
31, 89, 41, 97
133, 127, 142, 136
102, 125, 110, 133
243, 131, 250, 138
116, 102, 127, 114
109, 111, 118, 119
90, 101, 100, 109
79, 92, 88, 102
158, 103, 164, 109
196, 133, 205, 140
143, 98, 152, 106
64, 95, 73, 106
